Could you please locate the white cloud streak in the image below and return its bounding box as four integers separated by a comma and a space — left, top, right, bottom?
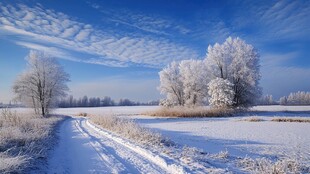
87, 1, 191, 36
231, 0, 310, 42
0, 3, 199, 68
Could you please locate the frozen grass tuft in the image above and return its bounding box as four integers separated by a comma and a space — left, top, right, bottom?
242, 116, 264, 122
89, 114, 163, 147
238, 157, 310, 174
271, 117, 310, 123
0, 108, 64, 173
144, 106, 235, 117
0, 152, 30, 174
211, 149, 229, 160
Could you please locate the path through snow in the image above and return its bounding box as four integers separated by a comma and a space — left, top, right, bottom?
48, 117, 181, 174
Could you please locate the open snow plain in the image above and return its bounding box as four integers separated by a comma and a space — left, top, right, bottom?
54, 105, 310, 172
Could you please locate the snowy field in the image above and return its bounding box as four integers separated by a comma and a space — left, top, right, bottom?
8, 106, 309, 173
54, 105, 310, 165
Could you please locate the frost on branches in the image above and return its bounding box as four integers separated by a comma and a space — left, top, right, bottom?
206, 37, 261, 107
180, 60, 209, 107
158, 60, 209, 107
208, 78, 235, 108
159, 37, 261, 108
158, 61, 184, 106
13, 50, 70, 116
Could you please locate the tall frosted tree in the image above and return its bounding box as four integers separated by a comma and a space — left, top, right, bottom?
158, 61, 184, 106
13, 50, 70, 116
159, 60, 210, 107
179, 60, 209, 106
205, 37, 261, 107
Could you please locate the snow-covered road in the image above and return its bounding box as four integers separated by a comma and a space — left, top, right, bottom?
47, 117, 181, 174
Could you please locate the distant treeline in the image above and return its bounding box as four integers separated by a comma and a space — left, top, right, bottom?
0, 102, 24, 108
279, 91, 310, 105
257, 95, 277, 105
57, 95, 159, 108
257, 91, 310, 106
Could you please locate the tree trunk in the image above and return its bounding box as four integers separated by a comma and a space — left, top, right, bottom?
41, 106, 45, 117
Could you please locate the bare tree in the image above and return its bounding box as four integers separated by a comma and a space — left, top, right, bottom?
13, 50, 70, 116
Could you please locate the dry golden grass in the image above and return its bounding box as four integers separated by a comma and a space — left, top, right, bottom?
271, 118, 310, 123
242, 117, 264, 122
77, 112, 88, 117
143, 106, 235, 117
89, 114, 163, 147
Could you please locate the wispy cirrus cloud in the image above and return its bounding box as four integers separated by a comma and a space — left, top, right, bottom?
15, 41, 76, 61
190, 0, 310, 45
87, 1, 191, 36
0, 3, 199, 68
258, 1, 310, 40
230, 0, 310, 42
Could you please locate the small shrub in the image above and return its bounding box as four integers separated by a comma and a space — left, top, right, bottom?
77, 112, 88, 117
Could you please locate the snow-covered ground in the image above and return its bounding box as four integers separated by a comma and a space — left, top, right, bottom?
53, 106, 159, 116
47, 117, 188, 173
55, 106, 310, 166
49, 105, 310, 172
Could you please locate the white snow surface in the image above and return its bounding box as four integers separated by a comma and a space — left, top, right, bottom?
54, 105, 310, 165
46, 105, 310, 172
47, 116, 186, 174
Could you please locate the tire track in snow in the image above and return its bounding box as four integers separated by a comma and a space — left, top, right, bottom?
76, 117, 178, 174
73, 118, 133, 174
84, 118, 187, 174
48, 117, 178, 173
48, 118, 112, 174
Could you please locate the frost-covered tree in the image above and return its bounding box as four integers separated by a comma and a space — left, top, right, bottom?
208, 78, 235, 108
179, 60, 209, 106
159, 60, 210, 107
158, 61, 184, 106
279, 96, 287, 105
13, 50, 70, 116
205, 37, 261, 108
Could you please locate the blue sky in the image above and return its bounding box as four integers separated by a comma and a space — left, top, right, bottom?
0, 0, 309, 103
